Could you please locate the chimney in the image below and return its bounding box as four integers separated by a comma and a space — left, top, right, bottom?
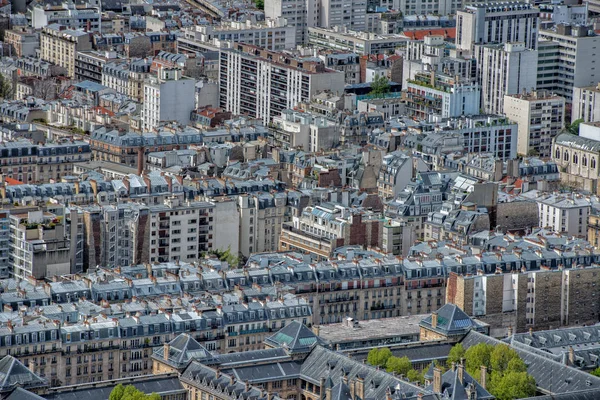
529, 327, 533, 336
568, 346, 575, 365
433, 367, 442, 393
74, 181, 80, 195
431, 312, 438, 329
245, 380, 250, 392
385, 387, 393, 400
480, 366, 487, 390
457, 362, 464, 384
451, 362, 456, 372
320, 377, 325, 393
313, 325, 320, 336
163, 342, 170, 360
28, 360, 35, 374
507, 326, 513, 338
355, 375, 364, 399
138, 146, 145, 175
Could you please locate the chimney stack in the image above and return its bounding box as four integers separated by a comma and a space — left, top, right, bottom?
163, 342, 170, 360
431, 312, 438, 329
457, 361, 465, 384
138, 146, 145, 176
480, 366, 487, 390
433, 367, 442, 393
569, 346, 575, 365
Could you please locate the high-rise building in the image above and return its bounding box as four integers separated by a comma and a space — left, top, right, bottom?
474, 42, 538, 114
504, 90, 566, 158
456, 2, 539, 51
219, 44, 344, 124
537, 24, 600, 102
264, 0, 318, 44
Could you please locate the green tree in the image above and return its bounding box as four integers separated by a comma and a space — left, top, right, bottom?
367, 348, 392, 367
490, 371, 536, 400
447, 343, 465, 365
406, 369, 424, 384
386, 356, 412, 376
591, 367, 600, 377
109, 384, 161, 400
209, 246, 239, 267
256, 0, 264, 9
0, 74, 12, 100
369, 74, 390, 97
464, 343, 492, 378
567, 118, 583, 135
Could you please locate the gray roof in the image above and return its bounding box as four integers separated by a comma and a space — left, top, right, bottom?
0, 356, 47, 392
265, 321, 325, 353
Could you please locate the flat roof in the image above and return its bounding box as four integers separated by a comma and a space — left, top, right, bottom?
318, 314, 424, 344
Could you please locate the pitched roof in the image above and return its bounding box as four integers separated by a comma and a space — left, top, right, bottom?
5, 387, 45, 400
420, 303, 483, 336
265, 321, 325, 353
425, 365, 493, 400
330, 382, 353, 400
0, 356, 47, 392
153, 333, 215, 368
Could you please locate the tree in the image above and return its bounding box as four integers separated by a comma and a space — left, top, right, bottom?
209, 246, 239, 267
490, 371, 536, 400
367, 348, 392, 367
109, 384, 161, 400
256, 0, 264, 9
447, 343, 465, 365
386, 356, 412, 376
0, 74, 12, 100
567, 118, 583, 135
406, 369, 424, 384
369, 74, 390, 97
464, 343, 492, 378
591, 367, 600, 377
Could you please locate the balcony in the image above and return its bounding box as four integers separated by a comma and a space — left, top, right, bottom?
370, 303, 396, 311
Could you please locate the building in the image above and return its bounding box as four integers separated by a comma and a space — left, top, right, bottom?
474, 42, 538, 114
219, 44, 344, 125
270, 109, 339, 152
553, 123, 600, 194
504, 90, 566, 157
40, 24, 92, 78
3, 28, 38, 57
522, 191, 591, 237
308, 26, 408, 55
378, 150, 413, 199
405, 72, 481, 119
319, 0, 367, 32
141, 68, 196, 131
572, 83, 600, 123
31, 3, 99, 31
101, 58, 151, 103
456, 2, 540, 51
537, 25, 600, 102
279, 204, 383, 260
75, 51, 118, 83
264, 0, 318, 44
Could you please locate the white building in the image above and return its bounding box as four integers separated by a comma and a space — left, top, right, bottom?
307, 26, 408, 55
271, 109, 340, 152
537, 25, 600, 102
238, 193, 289, 258
181, 19, 296, 51
319, 0, 367, 32
32, 3, 100, 31
504, 90, 566, 158
572, 84, 600, 123
456, 2, 540, 50
522, 190, 591, 237
142, 68, 196, 131
474, 42, 538, 114
264, 0, 318, 44
219, 44, 344, 124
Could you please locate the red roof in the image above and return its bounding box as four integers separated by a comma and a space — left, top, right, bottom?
402, 28, 456, 40
4, 178, 24, 186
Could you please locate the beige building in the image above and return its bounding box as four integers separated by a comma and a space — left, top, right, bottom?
40, 24, 92, 78
4, 28, 39, 57
504, 90, 566, 158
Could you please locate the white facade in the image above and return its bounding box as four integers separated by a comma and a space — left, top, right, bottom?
572, 84, 600, 123
319, 0, 367, 32
32, 4, 100, 31
503, 90, 566, 158
538, 26, 600, 102
271, 109, 339, 152
456, 2, 539, 50
264, 0, 318, 44
142, 69, 196, 131
525, 191, 591, 237
475, 42, 538, 114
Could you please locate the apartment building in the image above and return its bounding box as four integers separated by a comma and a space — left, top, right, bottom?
319, 0, 367, 32
523, 191, 591, 237
553, 125, 600, 194
40, 24, 92, 78
75, 51, 118, 84
504, 90, 566, 158
101, 58, 151, 103
378, 150, 413, 200
142, 68, 196, 132
405, 72, 481, 119
264, 0, 319, 44
308, 26, 408, 55
270, 109, 339, 152
339, 112, 385, 146
456, 2, 539, 50
9, 207, 83, 280
447, 265, 600, 334
219, 44, 344, 125
537, 24, 600, 102
31, 3, 100, 31
279, 204, 383, 260
0, 140, 91, 184
186, 19, 296, 51
3, 28, 38, 57
474, 42, 538, 114
572, 83, 600, 123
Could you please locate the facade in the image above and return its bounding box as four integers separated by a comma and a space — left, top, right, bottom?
405, 72, 481, 119
319, 0, 367, 32
3, 28, 39, 58
270, 109, 339, 152
75, 51, 118, 83
40, 24, 93, 78
523, 191, 591, 237
537, 25, 600, 102
308, 27, 408, 55
572, 83, 600, 123
141, 69, 196, 132
101, 59, 151, 103
456, 2, 539, 51
474, 42, 538, 114
219, 44, 344, 124
504, 90, 566, 157
378, 150, 413, 199
264, 0, 318, 44
31, 4, 100, 31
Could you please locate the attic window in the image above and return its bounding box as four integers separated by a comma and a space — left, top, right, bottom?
553, 335, 561, 343
568, 333, 577, 341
